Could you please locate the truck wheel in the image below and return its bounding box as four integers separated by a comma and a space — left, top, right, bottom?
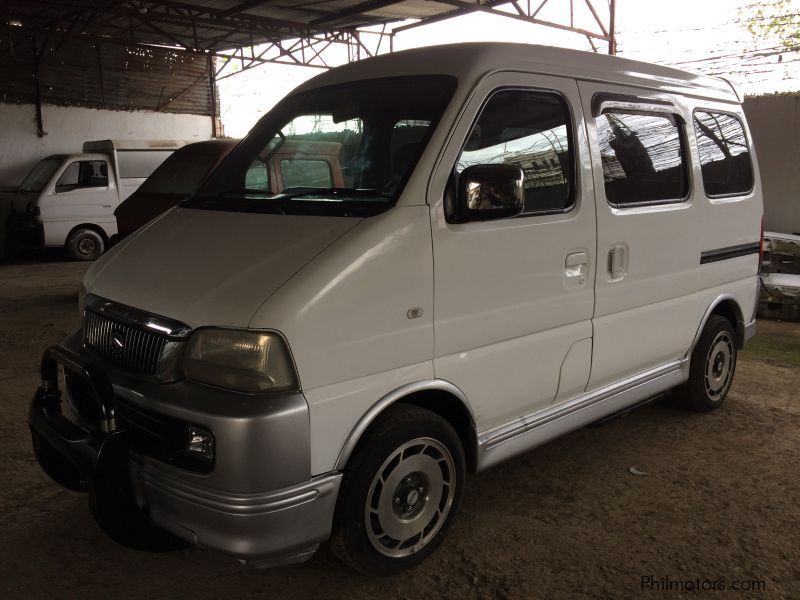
66, 228, 105, 261
330, 404, 465, 576
677, 314, 737, 412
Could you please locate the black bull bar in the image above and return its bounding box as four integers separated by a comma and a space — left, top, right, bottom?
28, 345, 187, 551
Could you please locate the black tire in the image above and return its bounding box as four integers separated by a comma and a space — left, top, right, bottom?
676, 314, 737, 412
330, 404, 466, 576
66, 227, 105, 261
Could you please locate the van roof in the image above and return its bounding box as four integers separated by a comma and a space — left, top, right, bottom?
81, 139, 195, 153
295, 42, 739, 104
43, 153, 110, 161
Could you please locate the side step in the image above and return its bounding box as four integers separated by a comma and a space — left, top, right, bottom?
585, 393, 665, 428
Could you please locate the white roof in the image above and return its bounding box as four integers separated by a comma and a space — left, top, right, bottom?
296, 42, 739, 104
82, 139, 193, 153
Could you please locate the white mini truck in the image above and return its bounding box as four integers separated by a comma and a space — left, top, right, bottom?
8, 139, 188, 260
29, 44, 762, 575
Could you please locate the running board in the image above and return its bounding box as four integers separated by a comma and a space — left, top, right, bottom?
584, 393, 665, 428
476, 360, 686, 471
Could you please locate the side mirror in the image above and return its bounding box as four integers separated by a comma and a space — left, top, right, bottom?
455, 164, 525, 223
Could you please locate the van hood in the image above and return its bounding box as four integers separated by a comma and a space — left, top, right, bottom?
84, 207, 360, 328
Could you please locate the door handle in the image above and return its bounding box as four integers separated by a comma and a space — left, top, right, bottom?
607, 244, 628, 281
565, 251, 588, 285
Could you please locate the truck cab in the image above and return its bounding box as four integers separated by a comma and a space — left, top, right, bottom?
8, 139, 190, 260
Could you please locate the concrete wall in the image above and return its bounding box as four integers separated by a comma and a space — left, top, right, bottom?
743, 95, 800, 235
0, 103, 212, 188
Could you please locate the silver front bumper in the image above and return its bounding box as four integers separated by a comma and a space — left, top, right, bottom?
136, 458, 341, 564
56, 329, 342, 566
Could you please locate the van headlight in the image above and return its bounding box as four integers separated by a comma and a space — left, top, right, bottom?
182, 328, 298, 394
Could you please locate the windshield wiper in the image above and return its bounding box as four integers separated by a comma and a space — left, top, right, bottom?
182, 187, 392, 214
215, 188, 274, 197
273, 187, 392, 201
181, 188, 270, 207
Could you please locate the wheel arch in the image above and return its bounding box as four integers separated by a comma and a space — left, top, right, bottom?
65, 223, 111, 247
690, 295, 746, 352
333, 380, 479, 473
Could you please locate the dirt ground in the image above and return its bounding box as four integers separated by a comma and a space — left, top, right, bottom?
1, 259, 798, 599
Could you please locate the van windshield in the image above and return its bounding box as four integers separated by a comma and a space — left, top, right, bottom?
187, 75, 456, 217
19, 158, 62, 193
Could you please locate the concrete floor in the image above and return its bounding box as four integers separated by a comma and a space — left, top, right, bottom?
1, 259, 799, 599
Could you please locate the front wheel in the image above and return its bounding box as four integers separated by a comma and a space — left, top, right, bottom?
66, 228, 105, 261
330, 405, 465, 576
677, 314, 738, 411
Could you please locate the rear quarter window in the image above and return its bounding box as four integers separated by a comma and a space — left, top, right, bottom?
693, 111, 754, 197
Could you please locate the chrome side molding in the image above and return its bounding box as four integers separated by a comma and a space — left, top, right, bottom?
476, 359, 687, 471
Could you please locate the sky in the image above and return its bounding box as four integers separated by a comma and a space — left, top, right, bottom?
217, 0, 799, 137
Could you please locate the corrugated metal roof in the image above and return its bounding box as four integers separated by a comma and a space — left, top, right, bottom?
1, 0, 447, 115
3, 0, 460, 54
0, 1, 614, 115
0, 35, 213, 115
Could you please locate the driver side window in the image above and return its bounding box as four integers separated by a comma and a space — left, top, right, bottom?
55, 160, 108, 193
456, 89, 575, 216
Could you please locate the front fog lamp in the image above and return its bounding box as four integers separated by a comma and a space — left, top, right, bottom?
182, 328, 298, 393
185, 425, 214, 460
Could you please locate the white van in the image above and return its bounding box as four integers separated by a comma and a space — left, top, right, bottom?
28, 44, 762, 575
8, 140, 189, 260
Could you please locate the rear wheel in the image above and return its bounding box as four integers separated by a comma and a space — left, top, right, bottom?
677, 314, 737, 411
66, 228, 105, 261
330, 405, 465, 576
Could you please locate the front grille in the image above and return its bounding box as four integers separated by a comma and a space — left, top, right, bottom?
84, 310, 167, 374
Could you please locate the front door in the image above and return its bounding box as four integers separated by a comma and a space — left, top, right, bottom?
429, 72, 596, 433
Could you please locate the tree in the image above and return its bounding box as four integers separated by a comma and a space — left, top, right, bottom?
744, 0, 800, 49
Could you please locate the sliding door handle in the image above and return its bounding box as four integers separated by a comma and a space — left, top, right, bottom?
607, 244, 628, 281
